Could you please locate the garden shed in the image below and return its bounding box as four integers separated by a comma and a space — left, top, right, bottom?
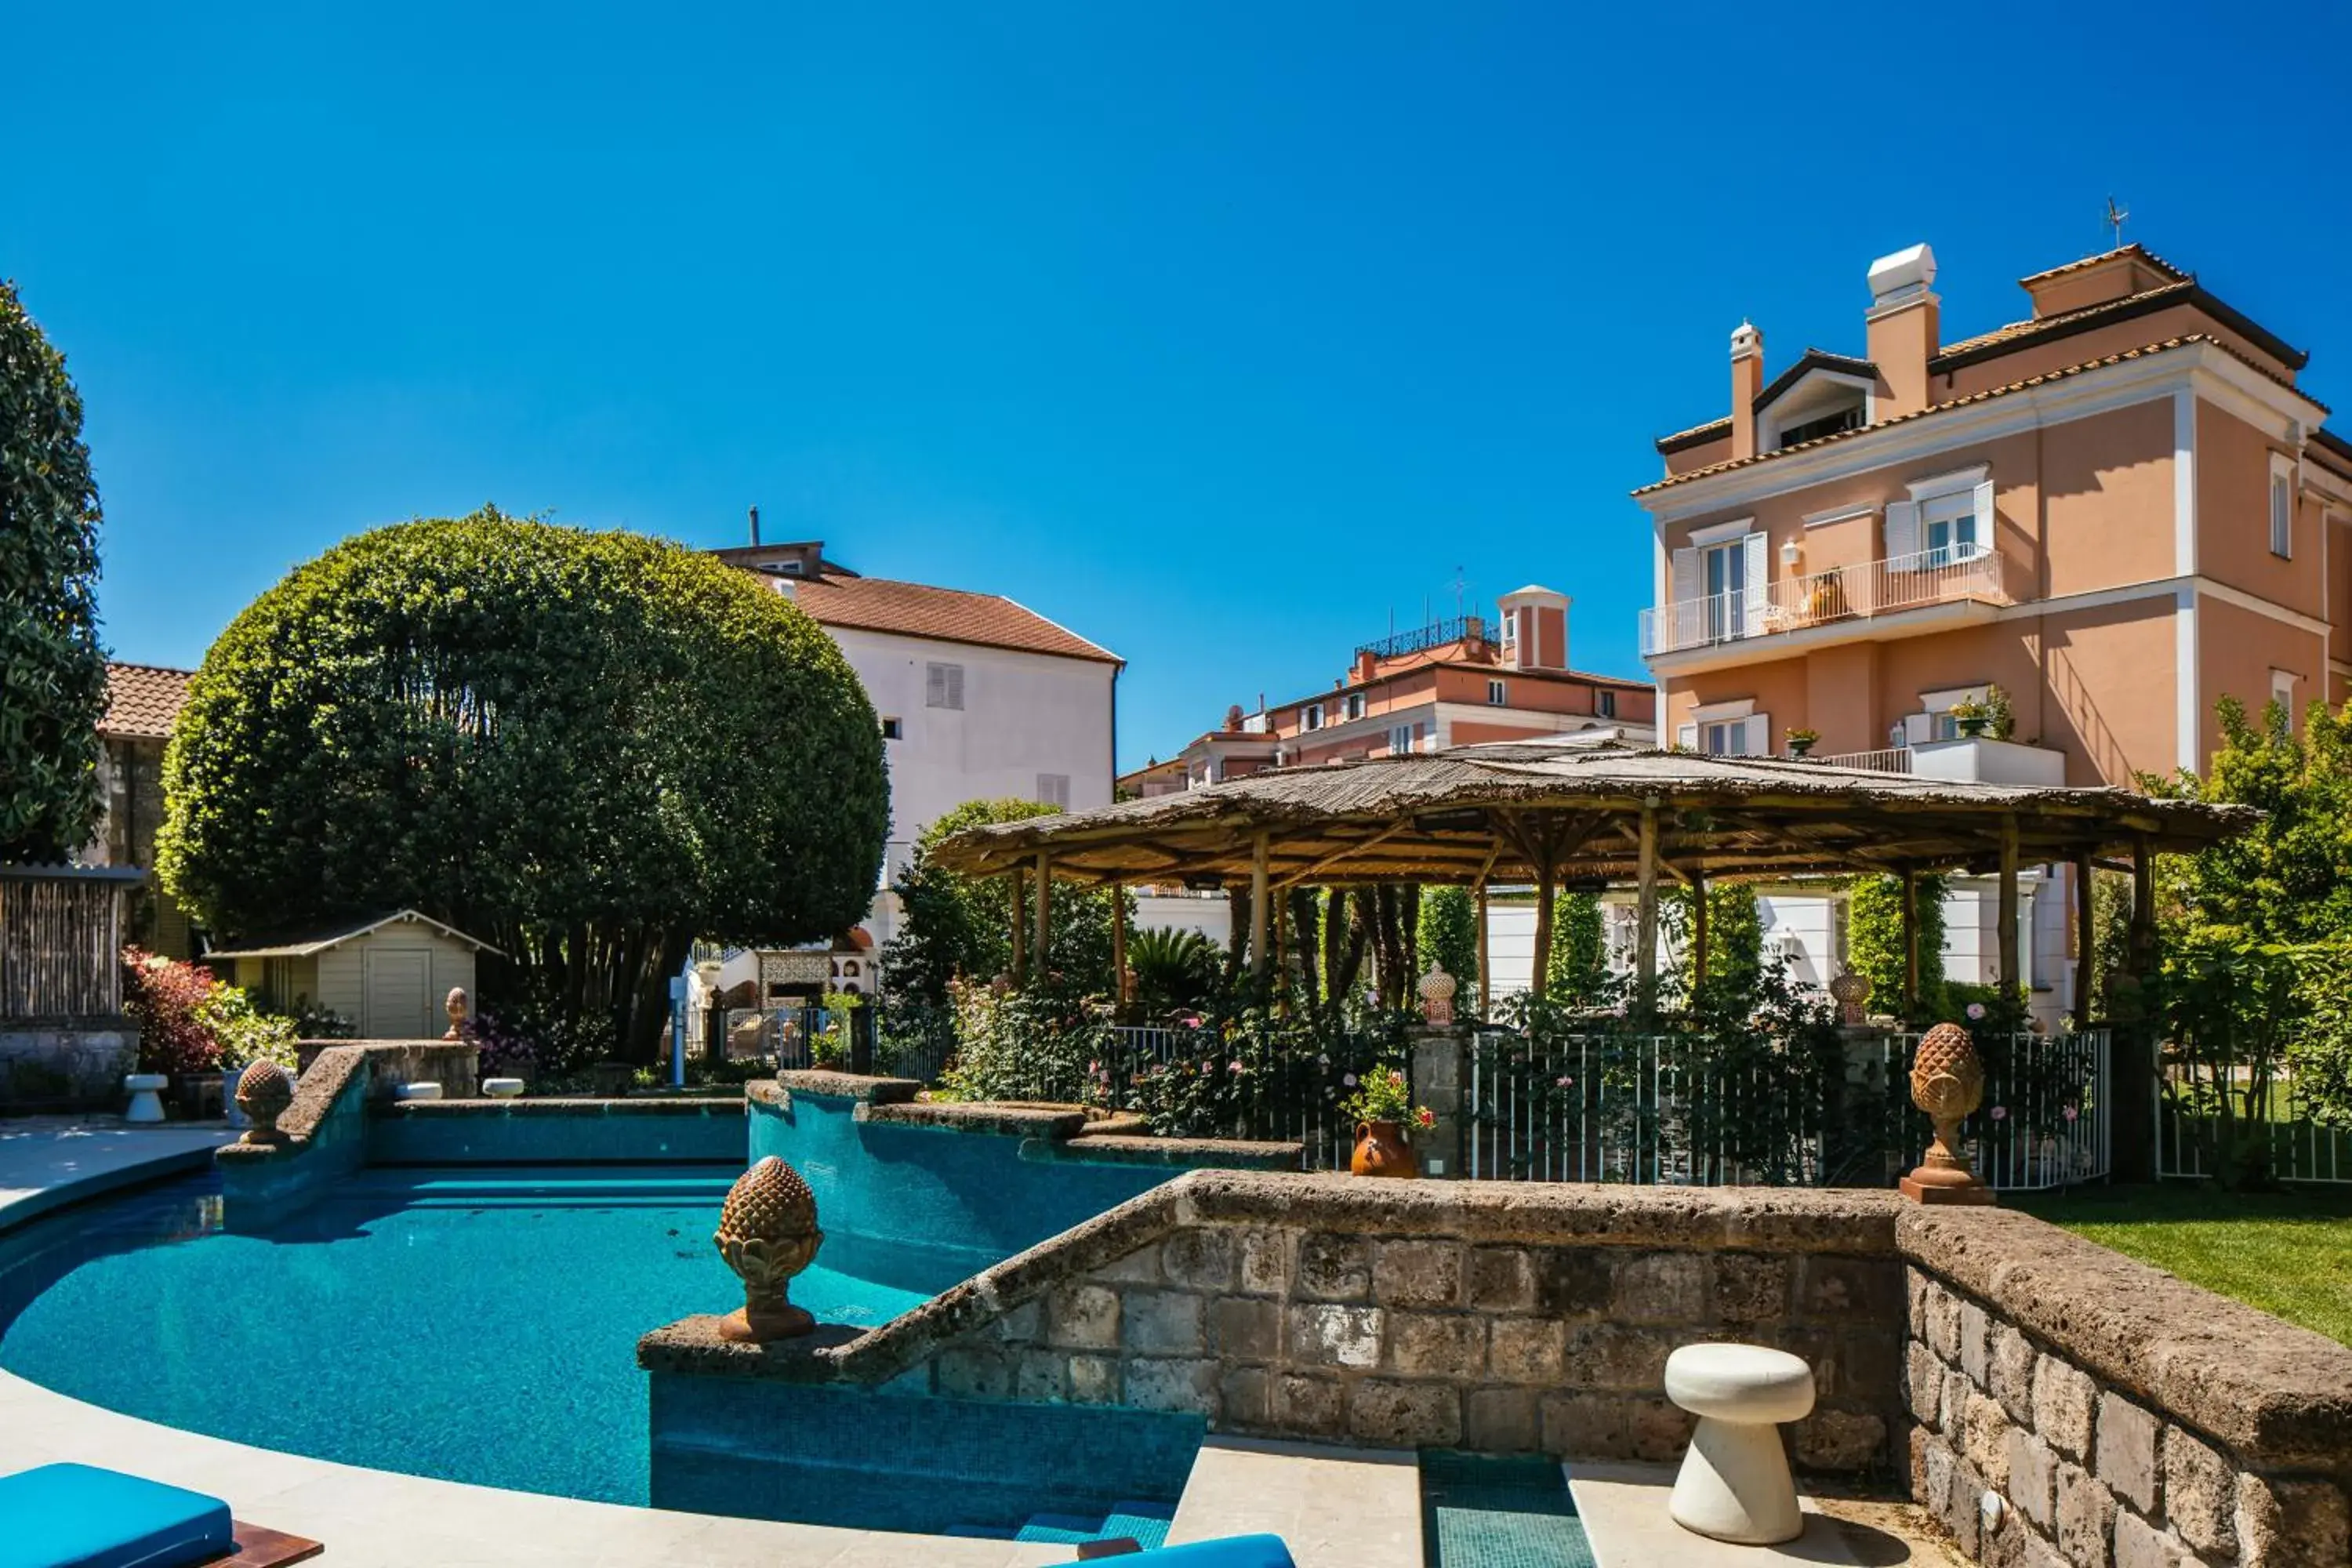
202, 909, 503, 1038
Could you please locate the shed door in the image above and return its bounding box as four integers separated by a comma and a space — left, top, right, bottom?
363, 949, 434, 1038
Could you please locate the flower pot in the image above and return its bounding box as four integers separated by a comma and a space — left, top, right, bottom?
1956, 717, 1990, 738
1351, 1119, 1419, 1179
1787, 740, 1815, 759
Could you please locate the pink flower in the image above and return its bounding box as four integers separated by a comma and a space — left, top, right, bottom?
1555, 1075, 1574, 1089
1229, 1060, 1246, 1074
2062, 1104, 2079, 1122
1990, 1105, 2008, 1121
1088, 1061, 1101, 1074
1965, 1002, 1987, 1021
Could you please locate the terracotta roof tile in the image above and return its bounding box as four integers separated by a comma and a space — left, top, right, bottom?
1632, 335, 2324, 496
2014, 242, 2187, 288
786, 575, 1120, 665
1934, 278, 2198, 360
102, 663, 194, 740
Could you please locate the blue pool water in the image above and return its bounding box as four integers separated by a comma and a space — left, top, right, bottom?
0, 1166, 952, 1504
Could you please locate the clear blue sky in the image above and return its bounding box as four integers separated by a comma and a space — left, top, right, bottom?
8, 2, 2349, 772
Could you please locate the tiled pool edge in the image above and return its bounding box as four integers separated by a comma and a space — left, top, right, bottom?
0, 1125, 230, 1236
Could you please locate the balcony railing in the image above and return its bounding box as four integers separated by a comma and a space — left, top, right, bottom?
1816, 747, 1914, 775
1356, 614, 1488, 661
1639, 545, 2016, 659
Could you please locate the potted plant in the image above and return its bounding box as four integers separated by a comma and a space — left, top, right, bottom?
1785, 727, 1820, 759
1342, 1065, 1430, 1178
1981, 684, 2016, 742
1949, 695, 1991, 738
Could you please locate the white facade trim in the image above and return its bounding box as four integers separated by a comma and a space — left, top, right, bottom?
2176, 583, 2200, 773
1904, 463, 1990, 500
2172, 388, 2198, 578
1640, 343, 2324, 525
1687, 516, 1757, 547
1688, 697, 1757, 722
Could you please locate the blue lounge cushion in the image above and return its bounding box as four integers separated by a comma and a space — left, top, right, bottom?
1116, 1536, 1297, 1568
0, 1462, 235, 1568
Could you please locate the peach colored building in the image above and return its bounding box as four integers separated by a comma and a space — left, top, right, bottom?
1635, 241, 2352, 1022
1117, 586, 1656, 796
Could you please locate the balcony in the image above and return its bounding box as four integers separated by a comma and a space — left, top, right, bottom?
1639, 545, 2020, 669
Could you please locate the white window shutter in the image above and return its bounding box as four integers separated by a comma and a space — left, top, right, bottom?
1676, 723, 1699, 750
1671, 546, 1701, 601
1885, 499, 1920, 562
1741, 532, 1769, 637
1903, 713, 1933, 745
1744, 713, 1770, 756
1971, 481, 1995, 557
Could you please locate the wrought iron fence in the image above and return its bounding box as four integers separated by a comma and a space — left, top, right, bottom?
1464, 1029, 2108, 1192
2156, 1067, 2352, 1185
1103, 1022, 1381, 1171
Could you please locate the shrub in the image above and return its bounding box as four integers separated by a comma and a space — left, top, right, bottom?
0, 281, 108, 865
1846, 873, 1946, 1022
123, 949, 221, 1076
157, 510, 887, 1060
882, 798, 1127, 1004
1127, 927, 1219, 1014
935, 982, 1110, 1105
1546, 892, 1610, 1001
811, 990, 862, 1068
195, 983, 299, 1069
1415, 887, 1479, 996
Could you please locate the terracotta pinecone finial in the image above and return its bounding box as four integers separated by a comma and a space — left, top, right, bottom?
1900, 1022, 1995, 1206
234, 1060, 294, 1145
713, 1156, 825, 1341
1417, 964, 1458, 1028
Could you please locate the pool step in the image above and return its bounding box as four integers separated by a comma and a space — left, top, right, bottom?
1421, 1450, 1594, 1568
946, 1501, 1175, 1548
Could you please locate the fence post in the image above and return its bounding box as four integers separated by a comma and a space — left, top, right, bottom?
1410, 1023, 1469, 1179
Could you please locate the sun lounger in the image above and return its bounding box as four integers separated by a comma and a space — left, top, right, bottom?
0, 1463, 321, 1568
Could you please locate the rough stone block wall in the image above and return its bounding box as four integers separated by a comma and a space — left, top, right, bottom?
889, 1177, 1907, 1474
1900, 1209, 2352, 1568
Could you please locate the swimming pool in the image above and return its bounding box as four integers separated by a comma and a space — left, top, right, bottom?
0, 1164, 948, 1504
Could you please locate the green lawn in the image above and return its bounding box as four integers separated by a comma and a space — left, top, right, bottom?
2013, 1184, 2352, 1347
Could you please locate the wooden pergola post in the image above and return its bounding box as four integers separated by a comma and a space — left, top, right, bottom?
1691, 870, 1710, 992
1008, 866, 1026, 982
1529, 820, 1558, 1000
1900, 865, 1919, 1014
1635, 801, 1661, 1011
1033, 851, 1053, 983
1475, 876, 1492, 1020
1249, 831, 1270, 980
2072, 852, 2095, 1026
2113, 833, 2161, 1182
1109, 877, 1128, 1004
1998, 817, 2020, 998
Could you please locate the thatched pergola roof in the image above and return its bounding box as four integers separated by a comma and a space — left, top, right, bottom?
929, 737, 2252, 890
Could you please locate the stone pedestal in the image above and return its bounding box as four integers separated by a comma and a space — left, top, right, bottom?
1408, 1025, 1468, 1179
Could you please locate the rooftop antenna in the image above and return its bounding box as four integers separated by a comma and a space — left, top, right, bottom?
748, 505, 761, 547
2104, 195, 2129, 249
1451, 564, 1465, 620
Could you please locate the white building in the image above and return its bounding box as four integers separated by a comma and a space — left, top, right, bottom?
713, 539, 1122, 955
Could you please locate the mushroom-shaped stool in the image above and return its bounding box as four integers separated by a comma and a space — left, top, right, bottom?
1663, 1343, 1817, 1544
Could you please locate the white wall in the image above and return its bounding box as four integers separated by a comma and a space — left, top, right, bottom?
826, 626, 1118, 884
1134, 893, 1232, 949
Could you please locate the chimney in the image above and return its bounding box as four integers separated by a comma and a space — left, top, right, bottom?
1730, 322, 1765, 461
1864, 244, 1940, 419
748, 505, 761, 547
1353, 650, 1377, 684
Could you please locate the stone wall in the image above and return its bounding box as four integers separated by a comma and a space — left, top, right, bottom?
0, 1018, 137, 1108
217, 1040, 480, 1214
1898, 1207, 2352, 1568
642, 1173, 1909, 1479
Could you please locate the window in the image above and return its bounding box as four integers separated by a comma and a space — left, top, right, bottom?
1778, 405, 1865, 448
1486, 679, 1507, 706
2272, 669, 2297, 717
1301, 702, 1323, 732
1920, 488, 1979, 566
1388, 724, 1414, 755
1036, 773, 1070, 808
1345, 692, 1366, 721
1596, 689, 1617, 719
1680, 707, 1768, 756
879, 717, 902, 740
2270, 455, 2295, 558
1501, 610, 1519, 648
1701, 539, 1746, 640
924, 662, 964, 710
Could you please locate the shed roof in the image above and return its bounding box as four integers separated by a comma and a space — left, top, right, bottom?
929, 736, 2251, 889
102, 663, 194, 741
202, 909, 506, 960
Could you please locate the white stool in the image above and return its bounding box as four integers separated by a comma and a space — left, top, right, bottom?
122, 1073, 169, 1125
1664, 1342, 1816, 1544
394, 1081, 444, 1102
482, 1078, 524, 1099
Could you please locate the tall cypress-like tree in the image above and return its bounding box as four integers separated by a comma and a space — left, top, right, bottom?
0, 281, 109, 864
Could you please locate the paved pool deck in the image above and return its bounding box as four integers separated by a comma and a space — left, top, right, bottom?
0, 1120, 1415, 1566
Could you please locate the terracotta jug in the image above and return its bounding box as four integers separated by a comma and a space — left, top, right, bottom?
1351, 1119, 1419, 1179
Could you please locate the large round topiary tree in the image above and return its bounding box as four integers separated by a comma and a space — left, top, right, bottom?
0, 280, 110, 864
157, 509, 890, 1058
